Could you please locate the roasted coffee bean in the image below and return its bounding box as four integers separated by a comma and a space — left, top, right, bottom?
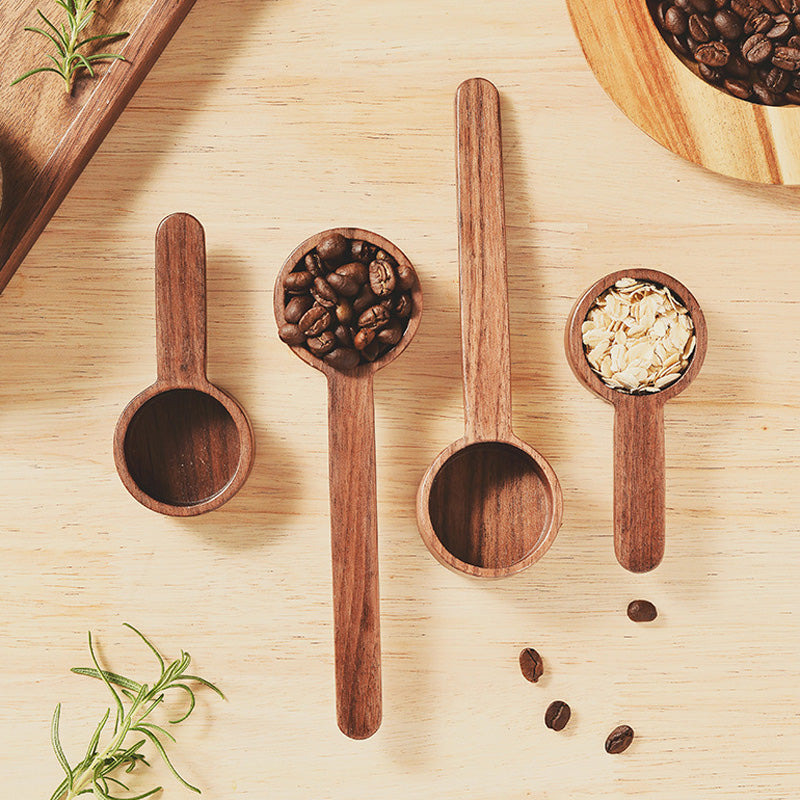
394, 292, 413, 318
744, 12, 773, 36
299, 305, 331, 337
772, 44, 800, 68
785, 87, 800, 101
763, 0, 782, 11
725, 52, 751, 77
544, 701, 571, 732
731, 0, 758, 16
376, 319, 404, 347
316, 232, 349, 265
698, 62, 722, 82
605, 725, 635, 754
695, 40, 730, 65
350, 239, 376, 263
285, 295, 314, 324
307, 331, 337, 357
779, 0, 798, 13
284, 270, 314, 293
327, 271, 360, 297
353, 327, 376, 351
333, 324, 354, 348
336, 261, 369, 285
353, 284, 378, 314
713, 8, 742, 38
627, 599, 658, 622
395, 262, 416, 291
764, 65, 790, 91
656, 0, 670, 27
753, 81, 783, 102
311, 276, 338, 308
766, 13, 793, 38
305, 251, 326, 277
713, 0, 726, 7
670, 32, 692, 55
689, 0, 713, 12
788, 34, 800, 48
324, 347, 361, 371
335, 300, 354, 325
358, 304, 390, 330
361, 339, 382, 361
369, 259, 397, 297
686, 34, 698, 52
674, 0, 693, 11
724, 76, 753, 97
742, 33, 773, 63
519, 647, 543, 683
278, 323, 306, 346
688, 13, 715, 41
374, 249, 396, 267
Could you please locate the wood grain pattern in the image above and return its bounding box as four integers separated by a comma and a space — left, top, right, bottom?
416, 78, 563, 578
113, 213, 254, 515
3, 0, 800, 796
565, 0, 800, 183
0, 0, 196, 293
565, 269, 708, 572
274, 228, 422, 739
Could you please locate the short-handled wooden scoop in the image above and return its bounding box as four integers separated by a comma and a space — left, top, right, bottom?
114, 213, 254, 516
274, 228, 422, 739
565, 269, 707, 572
416, 78, 562, 578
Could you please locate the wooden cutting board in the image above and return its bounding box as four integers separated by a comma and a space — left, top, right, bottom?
0, 0, 195, 293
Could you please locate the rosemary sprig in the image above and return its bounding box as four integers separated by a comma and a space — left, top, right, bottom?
48, 623, 224, 800
12, 0, 129, 93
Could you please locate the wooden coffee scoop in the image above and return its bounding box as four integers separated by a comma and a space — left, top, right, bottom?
565, 269, 707, 572
416, 78, 562, 578
274, 228, 422, 740
114, 213, 254, 516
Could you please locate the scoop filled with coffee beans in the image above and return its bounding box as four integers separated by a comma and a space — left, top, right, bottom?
565, 269, 707, 573
274, 228, 421, 741
649, 0, 800, 105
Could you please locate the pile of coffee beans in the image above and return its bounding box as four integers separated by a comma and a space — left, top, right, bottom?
650, 0, 800, 105
278, 232, 416, 371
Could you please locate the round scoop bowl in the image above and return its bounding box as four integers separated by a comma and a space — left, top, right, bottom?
416, 78, 563, 579
275, 227, 421, 741
566, 0, 800, 183
419, 437, 561, 578
565, 268, 708, 572
114, 213, 254, 517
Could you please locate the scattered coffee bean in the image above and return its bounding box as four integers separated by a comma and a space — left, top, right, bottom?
605, 725, 635, 754
544, 701, 571, 731
627, 599, 658, 622
279, 233, 417, 370
519, 647, 543, 683
650, 0, 800, 103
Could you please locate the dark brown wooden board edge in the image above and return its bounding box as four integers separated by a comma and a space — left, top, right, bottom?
0, 0, 197, 295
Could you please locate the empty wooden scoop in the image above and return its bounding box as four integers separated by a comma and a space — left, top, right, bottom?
274, 228, 422, 739
114, 213, 254, 516
565, 269, 707, 572
416, 78, 562, 578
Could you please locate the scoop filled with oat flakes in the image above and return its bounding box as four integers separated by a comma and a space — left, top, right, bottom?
565, 270, 707, 573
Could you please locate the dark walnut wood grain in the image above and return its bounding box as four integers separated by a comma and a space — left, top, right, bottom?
114, 213, 254, 516
0, 0, 197, 293
416, 77, 562, 579
564, 268, 708, 573
274, 227, 422, 740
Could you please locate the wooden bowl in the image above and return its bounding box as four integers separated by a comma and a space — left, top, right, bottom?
566, 0, 800, 183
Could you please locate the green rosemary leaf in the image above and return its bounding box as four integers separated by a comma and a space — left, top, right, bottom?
180, 674, 226, 699
84, 708, 110, 763
10, 66, 62, 85
49, 776, 70, 800
36, 8, 68, 46
87, 631, 125, 732
123, 623, 165, 672
131, 727, 200, 794
70, 667, 143, 693
74, 51, 95, 77
167, 683, 196, 724
85, 53, 127, 62
51, 704, 74, 788
24, 26, 67, 55
136, 720, 176, 743
77, 31, 128, 47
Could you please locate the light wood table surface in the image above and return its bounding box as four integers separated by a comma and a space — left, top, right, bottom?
2, 0, 799, 797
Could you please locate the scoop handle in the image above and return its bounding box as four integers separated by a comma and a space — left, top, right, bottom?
614, 397, 666, 572
155, 213, 207, 385
327, 369, 382, 739
456, 77, 513, 441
